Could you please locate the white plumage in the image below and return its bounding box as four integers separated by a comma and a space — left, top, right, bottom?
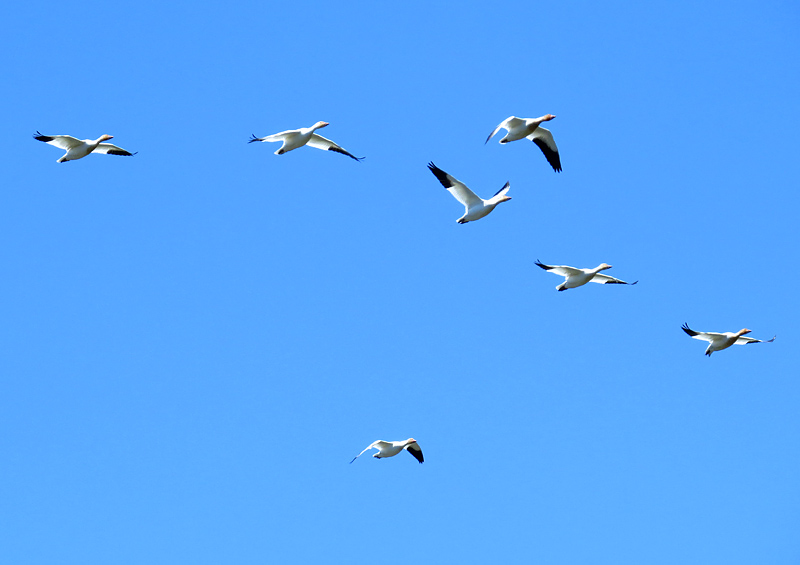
427, 162, 511, 224
535, 261, 637, 291
682, 324, 776, 356
34, 132, 136, 163
350, 438, 424, 464
485, 114, 561, 172
248, 121, 363, 161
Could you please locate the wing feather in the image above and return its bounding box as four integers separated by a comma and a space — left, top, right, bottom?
736, 335, 777, 345
427, 162, 482, 208
590, 274, 637, 285
307, 133, 364, 161
350, 441, 379, 464
95, 143, 136, 156
34, 132, 82, 150
406, 444, 424, 464
528, 127, 562, 172
681, 324, 718, 343
534, 260, 581, 278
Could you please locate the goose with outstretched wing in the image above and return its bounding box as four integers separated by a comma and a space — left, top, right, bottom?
350, 438, 424, 464
681, 324, 776, 356
249, 121, 363, 161
485, 114, 561, 172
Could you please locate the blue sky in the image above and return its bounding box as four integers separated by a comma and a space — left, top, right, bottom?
2, 1, 798, 563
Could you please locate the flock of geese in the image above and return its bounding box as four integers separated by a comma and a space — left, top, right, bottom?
33, 113, 777, 465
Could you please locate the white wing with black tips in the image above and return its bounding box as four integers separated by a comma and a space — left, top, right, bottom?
306, 134, 364, 161
406, 443, 424, 464
528, 127, 561, 172
534, 261, 582, 278
591, 273, 637, 286
95, 143, 137, 156
427, 162, 481, 208
33, 132, 82, 150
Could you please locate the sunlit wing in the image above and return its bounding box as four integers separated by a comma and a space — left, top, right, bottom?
307, 134, 364, 161
427, 163, 482, 208
95, 143, 136, 156
528, 127, 561, 172
534, 261, 582, 278
33, 132, 82, 150
591, 273, 637, 285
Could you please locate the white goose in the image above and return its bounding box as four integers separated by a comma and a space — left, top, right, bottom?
427, 162, 511, 224
34, 132, 136, 163
248, 121, 363, 161
350, 438, 424, 464
535, 261, 637, 291
485, 114, 561, 172
682, 324, 776, 357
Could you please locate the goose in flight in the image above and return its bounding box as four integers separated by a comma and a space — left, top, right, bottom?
33, 132, 136, 163
350, 438, 424, 464
248, 121, 363, 161
485, 114, 561, 172
681, 324, 776, 356
427, 162, 511, 224
535, 261, 637, 291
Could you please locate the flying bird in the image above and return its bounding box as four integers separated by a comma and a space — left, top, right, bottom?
535, 261, 637, 291
681, 323, 776, 356
248, 121, 363, 161
33, 132, 136, 163
427, 162, 511, 224
350, 438, 424, 464
485, 114, 561, 172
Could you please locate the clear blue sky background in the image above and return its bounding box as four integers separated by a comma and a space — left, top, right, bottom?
2, 1, 798, 563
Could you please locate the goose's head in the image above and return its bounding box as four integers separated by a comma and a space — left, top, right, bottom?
406, 438, 417, 445
498, 195, 512, 203
312, 121, 330, 129
598, 263, 612, 271
543, 114, 556, 121
99, 134, 114, 141
737, 328, 752, 336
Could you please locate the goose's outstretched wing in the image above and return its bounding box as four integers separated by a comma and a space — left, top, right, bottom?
33, 132, 82, 150
307, 134, 364, 161
528, 127, 561, 172
95, 143, 136, 156
534, 261, 582, 278
427, 162, 482, 208
350, 441, 390, 463
736, 335, 776, 345
681, 323, 719, 342
485, 116, 524, 144
591, 274, 637, 285
406, 443, 424, 464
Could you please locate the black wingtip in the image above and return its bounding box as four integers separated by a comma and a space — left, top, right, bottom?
491, 182, 511, 197
630, 280, 639, 285
248, 134, 261, 144
534, 260, 549, 270
532, 137, 562, 172
427, 162, 453, 189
